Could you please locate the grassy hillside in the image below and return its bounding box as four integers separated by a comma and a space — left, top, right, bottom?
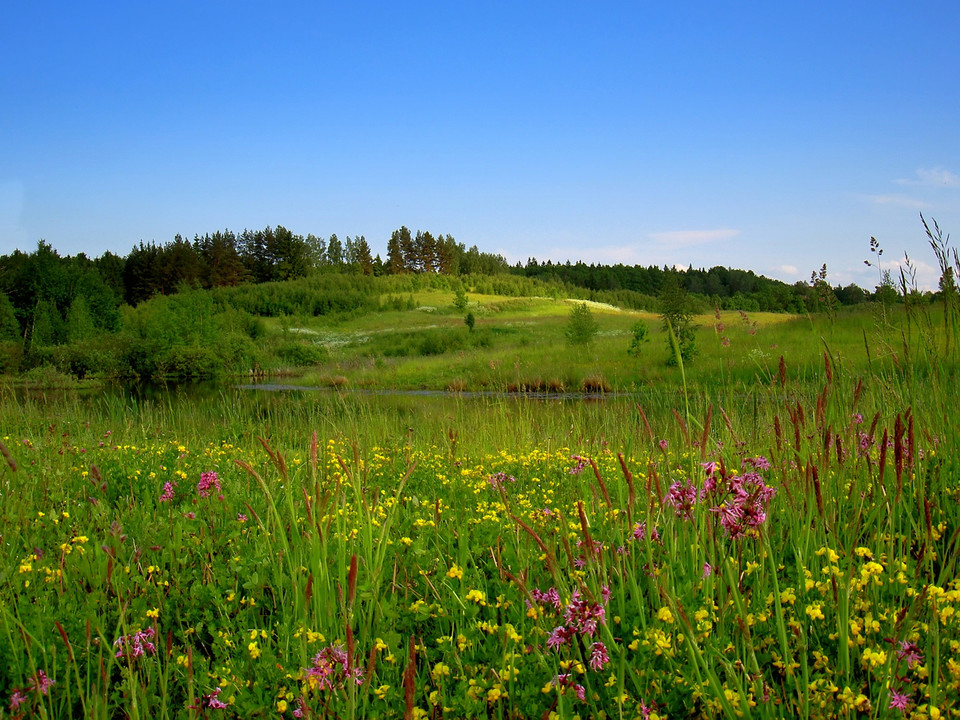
253, 288, 930, 397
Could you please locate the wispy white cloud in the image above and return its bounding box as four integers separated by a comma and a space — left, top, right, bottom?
882, 254, 942, 291
777, 264, 798, 277
895, 167, 960, 187
849, 254, 942, 292
861, 193, 931, 209
648, 228, 740, 247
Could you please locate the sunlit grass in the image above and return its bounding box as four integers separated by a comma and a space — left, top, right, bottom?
265, 290, 942, 395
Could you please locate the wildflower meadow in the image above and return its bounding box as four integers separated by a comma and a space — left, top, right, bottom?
2, 303, 960, 719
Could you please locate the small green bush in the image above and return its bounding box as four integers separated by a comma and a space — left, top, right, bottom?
275, 341, 328, 366
159, 345, 222, 379
627, 320, 650, 357
565, 302, 599, 346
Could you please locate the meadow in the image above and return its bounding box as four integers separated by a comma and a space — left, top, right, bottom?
1, 297, 959, 719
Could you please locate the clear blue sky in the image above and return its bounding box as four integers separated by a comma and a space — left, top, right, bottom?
2, 1, 958, 289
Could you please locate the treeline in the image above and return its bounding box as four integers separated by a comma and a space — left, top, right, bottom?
0, 241, 124, 372
0, 225, 507, 354
123, 226, 510, 305
512, 259, 883, 314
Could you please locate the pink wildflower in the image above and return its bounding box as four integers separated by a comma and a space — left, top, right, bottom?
639, 698, 660, 719
546, 626, 571, 650
588, 641, 610, 670
743, 456, 771, 471
197, 471, 221, 499
551, 674, 586, 702
665, 479, 700, 521
303, 644, 363, 691
486, 471, 516, 490
28, 670, 54, 696
888, 689, 911, 713
159, 480, 177, 503
9, 688, 27, 710
205, 687, 228, 709
895, 640, 923, 669
709, 470, 776, 539
530, 587, 562, 611
632, 521, 660, 542
114, 627, 157, 661
189, 687, 229, 711
562, 589, 606, 638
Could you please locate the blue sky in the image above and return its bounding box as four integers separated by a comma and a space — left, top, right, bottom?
2, 1, 958, 290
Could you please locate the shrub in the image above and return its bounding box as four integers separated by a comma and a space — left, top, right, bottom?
658, 273, 696, 365
565, 302, 598, 346
159, 345, 223, 379
0, 340, 23, 375
627, 320, 650, 357
276, 341, 328, 366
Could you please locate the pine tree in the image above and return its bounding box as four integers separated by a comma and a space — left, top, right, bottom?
386, 229, 408, 274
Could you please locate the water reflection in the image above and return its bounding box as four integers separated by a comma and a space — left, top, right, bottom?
234, 382, 627, 402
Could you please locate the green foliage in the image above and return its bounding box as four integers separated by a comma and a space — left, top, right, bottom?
31, 299, 63, 347
808, 263, 839, 319
119, 290, 239, 378
874, 270, 899, 305
453, 285, 468, 311
924, 214, 960, 361
194, 230, 248, 288
353, 326, 500, 359
0, 292, 20, 341
564, 302, 598, 346
627, 319, 650, 357
161, 344, 223, 378
275, 341, 328, 366
658, 272, 696, 366
66, 295, 96, 343
213, 274, 379, 317
46, 338, 127, 379
518, 258, 813, 312
0, 340, 23, 374
464, 312, 475, 332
